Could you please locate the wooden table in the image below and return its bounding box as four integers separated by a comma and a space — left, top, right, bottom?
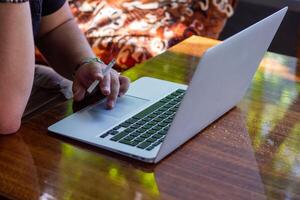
1, 36, 300, 200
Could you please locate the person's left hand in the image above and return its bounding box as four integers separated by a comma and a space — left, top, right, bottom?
72, 62, 130, 109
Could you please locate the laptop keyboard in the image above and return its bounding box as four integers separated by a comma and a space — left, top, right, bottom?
100, 89, 185, 151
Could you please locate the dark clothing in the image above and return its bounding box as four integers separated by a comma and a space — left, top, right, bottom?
0, 0, 66, 38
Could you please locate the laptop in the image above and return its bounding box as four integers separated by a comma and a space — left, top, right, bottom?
48, 7, 287, 163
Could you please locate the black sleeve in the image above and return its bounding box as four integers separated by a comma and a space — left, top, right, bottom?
0, 0, 28, 2
42, 0, 66, 16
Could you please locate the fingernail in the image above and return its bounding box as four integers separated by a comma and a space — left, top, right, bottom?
104, 87, 111, 94
106, 102, 114, 109
103, 90, 109, 96
110, 101, 115, 108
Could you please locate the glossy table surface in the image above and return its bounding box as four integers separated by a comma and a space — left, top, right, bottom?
1, 36, 300, 200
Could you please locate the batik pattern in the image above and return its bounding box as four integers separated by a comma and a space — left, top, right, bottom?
69, 0, 237, 70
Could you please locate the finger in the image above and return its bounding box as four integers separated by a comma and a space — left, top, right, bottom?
92, 63, 106, 81
107, 71, 120, 109
72, 79, 86, 101
93, 71, 104, 81
118, 76, 130, 97
100, 73, 111, 96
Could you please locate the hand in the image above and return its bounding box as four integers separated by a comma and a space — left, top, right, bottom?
72, 62, 130, 109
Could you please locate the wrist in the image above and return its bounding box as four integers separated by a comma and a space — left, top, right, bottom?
73, 57, 105, 77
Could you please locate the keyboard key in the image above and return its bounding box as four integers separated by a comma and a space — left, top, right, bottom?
164, 104, 172, 109
126, 118, 138, 124
153, 110, 163, 115
100, 132, 110, 138
147, 130, 156, 135
158, 108, 167, 112
140, 133, 150, 138
129, 132, 140, 137
139, 127, 148, 132
174, 96, 181, 101
124, 135, 135, 141
120, 122, 131, 128
158, 138, 164, 143
137, 141, 152, 149
120, 139, 132, 145
169, 93, 178, 98
167, 114, 175, 119
113, 125, 121, 130
155, 133, 165, 138
136, 128, 145, 133
157, 123, 165, 128
142, 118, 150, 123
108, 130, 119, 135
151, 126, 161, 131
149, 114, 157, 118
130, 140, 140, 146
165, 111, 173, 115
170, 107, 177, 112
157, 116, 165, 120
161, 114, 169, 118
177, 94, 184, 98
175, 89, 185, 94
136, 120, 146, 126
146, 145, 155, 151
148, 121, 156, 126
143, 125, 152, 130
146, 137, 157, 143
153, 118, 163, 122
159, 98, 168, 103
131, 124, 140, 129
160, 130, 168, 135
165, 118, 173, 123
153, 141, 162, 146
165, 94, 174, 101
125, 128, 134, 133
152, 133, 163, 139
160, 122, 168, 127
169, 101, 177, 105
112, 127, 126, 133
110, 131, 128, 141
135, 137, 145, 142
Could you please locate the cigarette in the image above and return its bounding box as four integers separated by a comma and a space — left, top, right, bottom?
86, 59, 116, 95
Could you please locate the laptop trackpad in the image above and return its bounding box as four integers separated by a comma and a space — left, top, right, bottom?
89, 95, 149, 119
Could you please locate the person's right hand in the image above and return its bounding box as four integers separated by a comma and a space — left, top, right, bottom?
72, 62, 130, 109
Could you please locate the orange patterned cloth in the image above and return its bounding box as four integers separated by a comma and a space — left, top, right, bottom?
47, 0, 238, 70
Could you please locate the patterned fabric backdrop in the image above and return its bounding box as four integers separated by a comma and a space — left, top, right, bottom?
68, 0, 237, 70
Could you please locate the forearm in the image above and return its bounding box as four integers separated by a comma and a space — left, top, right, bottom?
36, 16, 95, 80
35, 2, 130, 108
0, 3, 35, 134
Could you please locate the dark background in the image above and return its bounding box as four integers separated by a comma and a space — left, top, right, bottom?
220, 0, 300, 58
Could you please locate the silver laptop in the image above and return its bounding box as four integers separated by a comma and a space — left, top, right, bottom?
48, 8, 287, 163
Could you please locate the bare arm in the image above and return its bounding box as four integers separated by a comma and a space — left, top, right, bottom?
36, 2, 94, 80
36, 2, 129, 108
0, 2, 35, 134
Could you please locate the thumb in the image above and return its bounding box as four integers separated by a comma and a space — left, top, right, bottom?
72, 79, 86, 101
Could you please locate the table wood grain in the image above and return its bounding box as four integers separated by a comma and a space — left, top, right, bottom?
1, 36, 300, 200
